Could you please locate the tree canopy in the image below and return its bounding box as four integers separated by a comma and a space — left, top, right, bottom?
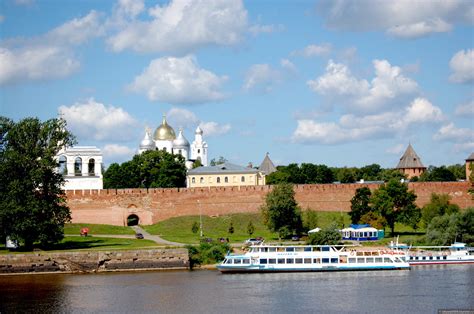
425, 208, 474, 246
103, 149, 187, 189
421, 193, 460, 227
370, 180, 420, 234
0, 116, 75, 249
266, 163, 334, 185
261, 183, 303, 239
419, 166, 457, 182
349, 187, 372, 224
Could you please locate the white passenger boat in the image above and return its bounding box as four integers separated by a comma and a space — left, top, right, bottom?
217, 244, 409, 273
390, 242, 474, 265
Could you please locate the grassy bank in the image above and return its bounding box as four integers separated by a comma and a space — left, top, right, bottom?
64, 223, 135, 235
143, 212, 352, 244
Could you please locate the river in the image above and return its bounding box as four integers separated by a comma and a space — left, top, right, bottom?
1, 265, 473, 313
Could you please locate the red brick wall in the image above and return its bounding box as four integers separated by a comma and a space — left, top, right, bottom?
66, 182, 474, 226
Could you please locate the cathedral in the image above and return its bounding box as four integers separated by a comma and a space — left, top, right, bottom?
138, 115, 208, 169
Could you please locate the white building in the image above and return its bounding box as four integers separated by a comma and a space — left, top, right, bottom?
139, 115, 208, 169
56, 146, 103, 190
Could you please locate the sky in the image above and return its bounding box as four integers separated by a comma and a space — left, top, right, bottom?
1, 0, 473, 168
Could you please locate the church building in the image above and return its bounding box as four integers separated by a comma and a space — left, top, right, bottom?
138, 115, 208, 169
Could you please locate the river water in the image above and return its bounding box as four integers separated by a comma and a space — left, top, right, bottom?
1, 265, 473, 313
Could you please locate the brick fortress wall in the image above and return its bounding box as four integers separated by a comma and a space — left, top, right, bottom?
66, 182, 474, 226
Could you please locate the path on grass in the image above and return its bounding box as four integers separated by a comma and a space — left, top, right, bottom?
131, 226, 185, 247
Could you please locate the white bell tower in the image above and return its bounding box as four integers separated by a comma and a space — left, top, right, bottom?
190, 126, 208, 166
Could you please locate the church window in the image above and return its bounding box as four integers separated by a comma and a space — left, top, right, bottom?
225, 177, 228, 183
74, 157, 82, 176
200, 177, 204, 183
179, 149, 182, 155
198, 149, 200, 153
217, 177, 221, 183
58, 155, 67, 175
163, 147, 167, 152
241, 176, 245, 182
88, 158, 95, 176
192, 177, 195, 184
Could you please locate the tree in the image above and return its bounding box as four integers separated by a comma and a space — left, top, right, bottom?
419, 166, 456, 182
425, 208, 474, 246
303, 209, 319, 231
228, 221, 234, 235
266, 170, 291, 185
0, 116, 75, 249
380, 169, 406, 182
103, 149, 187, 189
261, 183, 303, 238
192, 159, 203, 169
210, 156, 227, 166
247, 221, 255, 236
349, 187, 372, 224
301, 163, 334, 184
337, 167, 358, 183
359, 164, 382, 181
370, 179, 420, 235
421, 193, 460, 227
191, 221, 199, 234
307, 223, 341, 245
360, 212, 386, 229
447, 164, 466, 180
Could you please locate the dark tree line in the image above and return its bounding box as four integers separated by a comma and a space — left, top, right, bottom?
266, 162, 466, 185
103, 150, 187, 189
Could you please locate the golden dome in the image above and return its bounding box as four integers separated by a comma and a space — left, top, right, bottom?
153, 115, 176, 141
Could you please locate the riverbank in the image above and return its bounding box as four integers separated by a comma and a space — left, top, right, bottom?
0, 248, 189, 274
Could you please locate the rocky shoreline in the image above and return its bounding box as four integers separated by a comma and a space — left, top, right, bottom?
0, 248, 189, 274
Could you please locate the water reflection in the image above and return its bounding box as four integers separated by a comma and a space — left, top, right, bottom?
1, 266, 473, 313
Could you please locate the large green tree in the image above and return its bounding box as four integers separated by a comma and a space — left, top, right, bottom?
425, 208, 474, 246
261, 183, 303, 238
419, 166, 456, 182
421, 193, 460, 227
370, 179, 420, 234
104, 150, 187, 188
0, 116, 75, 249
349, 187, 372, 224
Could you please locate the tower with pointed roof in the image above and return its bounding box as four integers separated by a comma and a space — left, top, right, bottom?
396, 144, 426, 179
465, 152, 474, 181
258, 152, 277, 175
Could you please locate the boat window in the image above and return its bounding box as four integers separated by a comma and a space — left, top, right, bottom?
269, 247, 277, 252
330, 258, 338, 263
443, 256, 447, 260
357, 258, 365, 263
295, 258, 303, 264
348, 258, 356, 263
286, 259, 294, 264
313, 258, 321, 264
436, 256, 441, 260
422, 256, 426, 260
269, 259, 276, 264
322, 258, 330, 264
295, 247, 304, 252
366, 257, 374, 263
277, 258, 285, 264
261, 247, 268, 252
277, 247, 285, 252
322, 246, 330, 252
304, 258, 312, 264
286, 247, 295, 252
243, 259, 250, 264
313, 247, 320, 252
384, 258, 391, 263
304, 247, 312, 252
375, 258, 383, 263
224, 259, 229, 264
234, 259, 242, 264
260, 259, 268, 264
429, 256, 433, 260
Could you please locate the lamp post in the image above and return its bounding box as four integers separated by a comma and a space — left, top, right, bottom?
198, 200, 203, 238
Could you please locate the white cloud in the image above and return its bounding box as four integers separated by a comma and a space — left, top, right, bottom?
449, 49, 474, 83
291, 43, 332, 57
455, 100, 474, 117
128, 55, 227, 105
166, 107, 231, 137
292, 98, 444, 144
0, 11, 101, 85
248, 23, 284, 35
102, 144, 136, 164
243, 64, 282, 92
59, 98, 138, 142
307, 59, 418, 113
107, 0, 248, 53
386, 144, 405, 155
317, 0, 472, 38
454, 142, 474, 153
386, 18, 452, 39
403, 97, 444, 124
433, 123, 474, 142
199, 121, 231, 137
280, 59, 297, 72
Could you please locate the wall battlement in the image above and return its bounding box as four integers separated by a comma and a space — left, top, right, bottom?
66, 182, 473, 226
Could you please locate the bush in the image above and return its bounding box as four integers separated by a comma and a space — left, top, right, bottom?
307, 223, 342, 245
186, 242, 231, 269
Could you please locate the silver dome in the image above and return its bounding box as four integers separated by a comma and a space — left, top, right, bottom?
173, 128, 190, 148
140, 129, 155, 150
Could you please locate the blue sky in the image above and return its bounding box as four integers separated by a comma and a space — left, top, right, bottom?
1, 0, 473, 168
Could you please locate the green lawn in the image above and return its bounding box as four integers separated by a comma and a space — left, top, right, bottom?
143, 211, 353, 244
0, 236, 158, 254
64, 223, 135, 235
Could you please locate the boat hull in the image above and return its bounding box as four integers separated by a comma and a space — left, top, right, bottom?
217, 265, 409, 273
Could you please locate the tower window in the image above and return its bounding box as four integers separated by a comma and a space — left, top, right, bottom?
198, 149, 200, 153
241, 176, 245, 182
217, 177, 220, 183
225, 177, 228, 183
192, 177, 195, 183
